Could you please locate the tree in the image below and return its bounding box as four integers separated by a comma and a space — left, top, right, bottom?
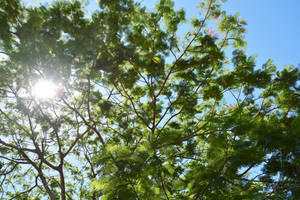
0, 0, 299, 199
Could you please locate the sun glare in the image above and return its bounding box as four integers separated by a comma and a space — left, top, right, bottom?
32, 80, 58, 100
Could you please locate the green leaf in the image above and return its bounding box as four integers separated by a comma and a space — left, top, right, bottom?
152, 56, 161, 64
163, 163, 175, 174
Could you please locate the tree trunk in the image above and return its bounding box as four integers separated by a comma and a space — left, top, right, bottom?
59, 166, 66, 200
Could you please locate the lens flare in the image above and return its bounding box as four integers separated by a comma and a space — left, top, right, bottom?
32, 80, 58, 99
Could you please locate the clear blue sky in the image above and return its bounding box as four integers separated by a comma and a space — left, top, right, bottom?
24, 0, 300, 70
223, 0, 300, 69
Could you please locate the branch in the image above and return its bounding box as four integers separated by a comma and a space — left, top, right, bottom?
62, 98, 105, 147
117, 82, 152, 130
0, 163, 18, 176
238, 164, 255, 177
8, 176, 38, 200
155, 0, 214, 98
63, 127, 91, 157
17, 149, 56, 199
155, 127, 211, 150
0, 139, 36, 154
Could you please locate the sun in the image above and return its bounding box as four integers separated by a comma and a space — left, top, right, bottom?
32, 79, 59, 100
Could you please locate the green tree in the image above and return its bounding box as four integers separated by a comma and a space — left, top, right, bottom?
0, 0, 299, 199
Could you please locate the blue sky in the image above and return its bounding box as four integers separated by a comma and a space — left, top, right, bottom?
139, 0, 300, 69
222, 0, 300, 69
24, 0, 300, 70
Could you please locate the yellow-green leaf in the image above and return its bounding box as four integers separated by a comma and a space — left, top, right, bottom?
164, 163, 175, 174
152, 57, 161, 64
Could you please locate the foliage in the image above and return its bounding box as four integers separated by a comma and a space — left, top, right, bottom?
0, 0, 299, 199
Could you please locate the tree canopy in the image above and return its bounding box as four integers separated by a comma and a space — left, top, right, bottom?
0, 0, 300, 199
